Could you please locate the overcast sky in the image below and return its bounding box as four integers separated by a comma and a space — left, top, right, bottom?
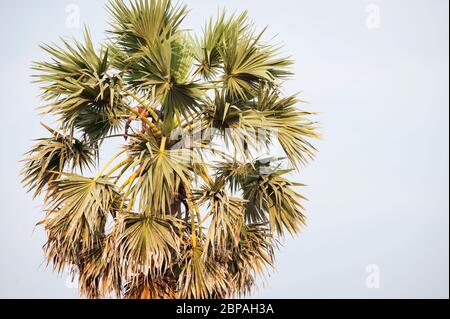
0, 0, 448, 298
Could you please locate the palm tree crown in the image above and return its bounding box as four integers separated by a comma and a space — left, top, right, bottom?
22, 0, 319, 299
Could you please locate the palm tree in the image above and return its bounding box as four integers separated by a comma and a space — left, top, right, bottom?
21, 0, 319, 299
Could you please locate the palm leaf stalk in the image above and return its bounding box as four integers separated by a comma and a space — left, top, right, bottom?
22, 0, 319, 299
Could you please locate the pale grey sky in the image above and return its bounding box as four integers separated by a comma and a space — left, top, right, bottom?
0, 0, 448, 299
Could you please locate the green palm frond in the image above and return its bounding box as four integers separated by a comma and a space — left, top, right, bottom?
21, 123, 95, 197
33, 29, 127, 143
220, 27, 292, 101
107, 0, 200, 121
107, 0, 188, 57
202, 86, 319, 166
201, 90, 241, 131
72, 90, 125, 143
121, 37, 205, 120
124, 134, 198, 215
213, 157, 282, 193
214, 161, 253, 193
193, 11, 249, 80
241, 85, 320, 168
243, 169, 307, 236
125, 130, 162, 158
200, 90, 257, 158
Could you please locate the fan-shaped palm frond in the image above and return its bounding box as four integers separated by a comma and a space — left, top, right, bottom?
123, 38, 205, 120
123, 133, 199, 215
213, 157, 281, 193
177, 245, 229, 299
107, 0, 188, 58
241, 85, 320, 168
243, 169, 307, 236
199, 182, 247, 255
41, 174, 121, 271
220, 27, 292, 101
199, 90, 257, 158
33, 29, 127, 143
107, 0, 201, 121
114, 213, 184, 279
21, 123, 94, 197
201, 90, 241, 131
193, 11, 249, 80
